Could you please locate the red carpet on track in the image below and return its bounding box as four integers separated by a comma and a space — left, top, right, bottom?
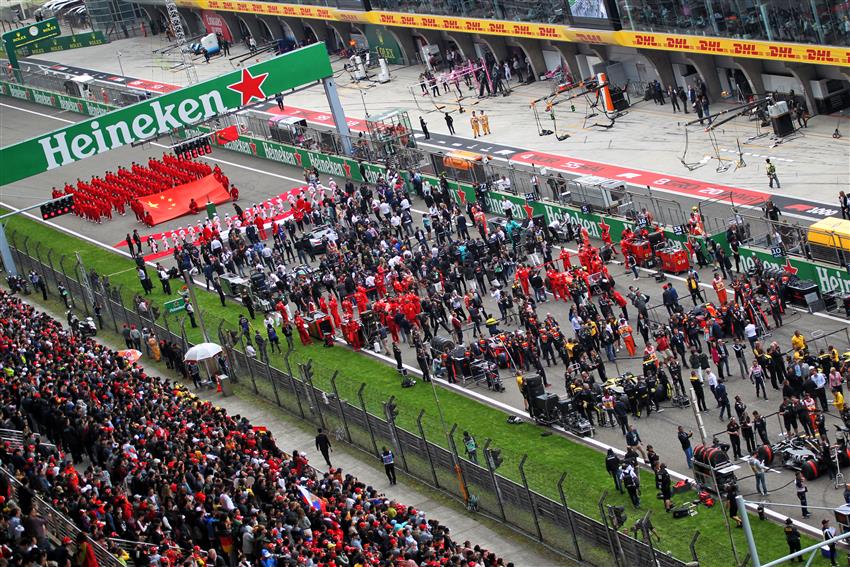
143, 175, 230, 225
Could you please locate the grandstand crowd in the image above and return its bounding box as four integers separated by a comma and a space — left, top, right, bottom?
0, 290, 508, 567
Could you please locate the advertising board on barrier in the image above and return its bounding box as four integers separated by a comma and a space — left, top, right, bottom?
739, 246, 850, 296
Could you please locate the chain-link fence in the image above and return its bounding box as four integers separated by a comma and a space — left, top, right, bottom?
5, 231, 692, 567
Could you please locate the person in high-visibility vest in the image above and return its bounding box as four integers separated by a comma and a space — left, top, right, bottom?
618, 319, 636, 356
381, 446, 397, 485
470, 111, 481, 138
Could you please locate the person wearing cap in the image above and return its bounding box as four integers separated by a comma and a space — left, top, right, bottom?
783, 518, 803, 562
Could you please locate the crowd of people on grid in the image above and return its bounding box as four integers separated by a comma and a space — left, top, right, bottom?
0, 289, 511, 567
51, 154, 212, 224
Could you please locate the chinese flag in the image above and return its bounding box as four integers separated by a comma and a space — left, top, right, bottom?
216, 125, 239, 145
142, 174, 231, 225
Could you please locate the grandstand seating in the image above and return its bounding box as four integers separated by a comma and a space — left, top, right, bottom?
0, 290, 505, 566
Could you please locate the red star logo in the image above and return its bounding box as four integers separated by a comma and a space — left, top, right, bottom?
456, 188, 466, 204
294, 153, 302, 166
783, 258, 798, 276
599, 219, 610, 232
248, 142, 257, 155
342, 163, 351, 178
523, 203, 534, 219
227, 68, 270, 106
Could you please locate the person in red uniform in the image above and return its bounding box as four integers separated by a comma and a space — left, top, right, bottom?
230, 185, 239, 201
189, 198, 199, 215
354, 287, 369, 314
294, 312, 312, 345
328, 295, 341, 329
254, 215, 267, 240
516, 265, 531, 296
559, 247, 572, 270
601, 223, 613, 248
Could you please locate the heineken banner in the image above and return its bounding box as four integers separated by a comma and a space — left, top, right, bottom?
0, 42, 333, 186
739, 246, 850, 296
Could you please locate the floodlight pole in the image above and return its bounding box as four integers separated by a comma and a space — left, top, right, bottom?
0, 196, 71, 277
323, 76, 354, 156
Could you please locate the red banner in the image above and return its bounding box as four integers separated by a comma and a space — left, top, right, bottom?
201, 10, 233, 42
142, 174, 230, 225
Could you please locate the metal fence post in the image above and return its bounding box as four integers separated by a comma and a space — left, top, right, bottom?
264, 358, 282, 407
301, 362, 325, 428
238, 332, 258, 393
417, 410, 439, 488
73, 259, 90, 315
640, 511, 658, 566
179, 317, 188, 351
689, 530, 701, 566
117, 286, 131, 327
557, 472, 583, 562
482, 439, 506, 522
383, 395, 408, 473
358, 383, 379, 456
104, 286, 120, 333
283, 345, 305, 417
330, 373, 352, 444
20, 237, 31, 273
518, 454, 543, 542
447, 424, 470, 503
598, 491, 623, 567
162, 310, 172, 339
46, 251, 59, 289
57, 257, 73, 308
33, 243, 47, 292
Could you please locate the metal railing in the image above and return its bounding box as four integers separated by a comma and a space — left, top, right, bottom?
3, 231, 691, 567
0, 465, 123, 567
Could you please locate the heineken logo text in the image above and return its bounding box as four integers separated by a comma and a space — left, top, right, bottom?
37, 91, 227, 169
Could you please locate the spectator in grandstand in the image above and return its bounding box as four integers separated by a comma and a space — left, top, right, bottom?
0, 291, 504, 567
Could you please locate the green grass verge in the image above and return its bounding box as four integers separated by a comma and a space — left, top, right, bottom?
2, 211, 812, 567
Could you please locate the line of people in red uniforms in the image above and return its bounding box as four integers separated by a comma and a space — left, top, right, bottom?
51, 153, 212, 224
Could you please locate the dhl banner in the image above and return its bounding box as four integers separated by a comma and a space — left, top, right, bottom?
175, 0, 366, 22
175, 0, 850, 67
617, 31, 850, 67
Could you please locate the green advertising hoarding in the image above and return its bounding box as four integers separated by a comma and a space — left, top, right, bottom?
0, 42, 333, 186
0, 31, 107, 57
738, 246, 850, 296
3, 18, 60, 49
363, 25, 405, 65
24, 31, 107, 56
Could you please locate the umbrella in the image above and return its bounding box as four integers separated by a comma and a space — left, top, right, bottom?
118, 349, 143, 363
184, 342, 223, 362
